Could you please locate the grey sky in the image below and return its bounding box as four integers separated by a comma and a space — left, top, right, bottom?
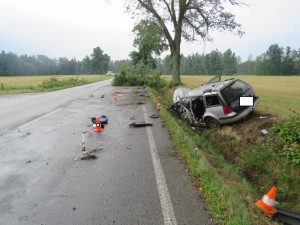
0, 0, 299, 62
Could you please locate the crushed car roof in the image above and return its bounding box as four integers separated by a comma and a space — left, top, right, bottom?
186, 78, 236, 97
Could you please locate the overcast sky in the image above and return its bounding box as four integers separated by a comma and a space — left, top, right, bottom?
0, 0, 299, 62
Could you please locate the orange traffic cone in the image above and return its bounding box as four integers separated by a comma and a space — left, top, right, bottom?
255, 187, 278, 217
94, 118, 103, 132
113, 93, 117, 100
156, 100, 161, 110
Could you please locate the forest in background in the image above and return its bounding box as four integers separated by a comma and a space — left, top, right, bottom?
1, 44, 299, 76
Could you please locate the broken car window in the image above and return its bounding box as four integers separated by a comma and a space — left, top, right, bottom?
221, 80, 251, 104
205, 95, 220, 107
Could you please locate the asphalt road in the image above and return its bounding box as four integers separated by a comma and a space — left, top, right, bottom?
0, 80, 214, 225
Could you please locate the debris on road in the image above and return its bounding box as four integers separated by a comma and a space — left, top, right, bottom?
138, 92, 150, 97
26, 160, 31, 163
129, 123, 152, 127
136, 101, 144, 105
101, 95, 105, 98
149, 114, 159, 119
124, 147, 132, 152
92, 115, 108, 125
80, 154, 97, 160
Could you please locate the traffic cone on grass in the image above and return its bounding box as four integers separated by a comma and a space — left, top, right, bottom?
156, 100, 161, 110
113, 93, 118, 100
255, 187, 278, 217
94, 118, 103, 132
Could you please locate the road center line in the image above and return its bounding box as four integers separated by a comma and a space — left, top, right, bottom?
18, 108, 62, 129
142, 105, 178, 225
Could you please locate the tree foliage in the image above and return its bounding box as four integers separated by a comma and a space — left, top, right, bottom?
130, 20, 168, 70
126, 0, 244, 82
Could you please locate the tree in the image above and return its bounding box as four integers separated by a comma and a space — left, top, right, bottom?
130, 20, 168, 70
126, 0, 244, 82
222, 49, 237, 75
91, 47, 110, 74
282, 46, 295, 75
265, 44, 283, 75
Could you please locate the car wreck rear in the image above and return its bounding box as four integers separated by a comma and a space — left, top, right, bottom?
170, 76, 260, 128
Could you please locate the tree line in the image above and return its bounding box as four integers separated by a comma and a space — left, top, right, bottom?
1, 44, 299, 76
0, 47, 110, 76
109, 44, 300, 76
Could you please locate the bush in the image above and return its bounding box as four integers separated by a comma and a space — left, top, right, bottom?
41, 76, 88, 89
272, 116, 300, 165
146, 71, 167, 90
112, 65, 166, 90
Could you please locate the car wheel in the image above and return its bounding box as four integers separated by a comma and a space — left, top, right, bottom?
205, 117, 220, 128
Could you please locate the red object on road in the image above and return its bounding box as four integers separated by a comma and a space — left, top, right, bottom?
113, 93, 117, 100
94, 118, 103, 132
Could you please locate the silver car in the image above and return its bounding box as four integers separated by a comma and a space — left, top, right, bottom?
170, 75, 260, 128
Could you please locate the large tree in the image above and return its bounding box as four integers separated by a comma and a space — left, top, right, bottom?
126, 0, 244, 82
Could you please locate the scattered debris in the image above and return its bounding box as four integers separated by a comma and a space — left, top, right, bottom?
124, 147, 131, 152
90, 94, 94, 97
26, 160, 31, 163
80, 155, 97, 160
149, 114, 159, 119
138, 92, 150, 97
73, 207, 76, 211
129, 123, 152, 127
136, 101, 144, 105
260, 116, 268, 119
101, 95, 105, 98
193, 148, 199, 152
261, 129, 269, 135
289, 109, 298, 114
92, 116, 107, 125
78, 131, 103, 160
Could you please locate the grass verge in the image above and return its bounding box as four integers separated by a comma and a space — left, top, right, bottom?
147, 86, 286, 225
0, 75, 111, 94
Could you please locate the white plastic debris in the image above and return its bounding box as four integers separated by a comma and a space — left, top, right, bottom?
261, 129, 269, 135
259, 116, 268, 119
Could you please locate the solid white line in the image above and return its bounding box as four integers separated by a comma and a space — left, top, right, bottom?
142, 105, 178, 225
18, 108, 62, 129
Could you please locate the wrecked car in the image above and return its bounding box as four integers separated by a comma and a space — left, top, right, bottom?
170, 75, 260, 128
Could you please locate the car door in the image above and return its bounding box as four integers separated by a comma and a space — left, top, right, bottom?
203, 93, 223, 119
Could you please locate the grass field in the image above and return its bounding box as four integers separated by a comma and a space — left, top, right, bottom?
0, 75, 112, 94
162, 75, 300, 117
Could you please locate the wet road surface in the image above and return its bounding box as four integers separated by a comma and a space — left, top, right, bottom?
0, 81, 214, 225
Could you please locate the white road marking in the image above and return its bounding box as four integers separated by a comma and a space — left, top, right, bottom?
142, 105, 178, 225
18, 108, 62, 129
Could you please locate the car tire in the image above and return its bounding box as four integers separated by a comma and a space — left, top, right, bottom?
205, 117, 220, 128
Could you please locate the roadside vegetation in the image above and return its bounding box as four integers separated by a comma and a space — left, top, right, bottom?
114, 72, 299, 224
0, 75, 111, 94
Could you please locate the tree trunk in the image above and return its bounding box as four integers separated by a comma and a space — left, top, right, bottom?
171, 48, 181, 83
